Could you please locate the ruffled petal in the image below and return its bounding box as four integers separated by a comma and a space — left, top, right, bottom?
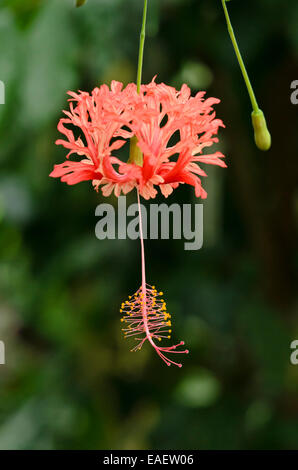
50, 160, 99, 185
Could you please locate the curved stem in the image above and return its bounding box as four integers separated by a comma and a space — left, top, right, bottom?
221, 0, 259, 112
136, 0, 148, 93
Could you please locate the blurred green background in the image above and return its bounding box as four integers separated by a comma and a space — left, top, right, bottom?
0, 0, 298, 450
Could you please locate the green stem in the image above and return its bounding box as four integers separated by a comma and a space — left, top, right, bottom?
136, 0, 148, 93
221, 0, 259, 112
129, 0, 148, 166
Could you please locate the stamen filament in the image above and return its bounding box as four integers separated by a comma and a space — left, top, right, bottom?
119, 191, 189, 367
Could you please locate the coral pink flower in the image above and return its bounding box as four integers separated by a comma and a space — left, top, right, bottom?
50, 79, 227, 367
50, 79, 226, 199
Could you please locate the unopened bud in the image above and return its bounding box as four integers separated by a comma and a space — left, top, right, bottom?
76, 0, 87, 7
128, 136, 143, 166
251, 109, 271, 151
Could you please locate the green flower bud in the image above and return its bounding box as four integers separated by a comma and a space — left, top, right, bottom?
128, 136, 143, 166
76, 0, 87, 7
251, 109, 271, 151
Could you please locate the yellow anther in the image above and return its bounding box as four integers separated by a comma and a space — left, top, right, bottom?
159, 292, 163, 295
158, 337, 161, 341
168, 336, 171, 339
